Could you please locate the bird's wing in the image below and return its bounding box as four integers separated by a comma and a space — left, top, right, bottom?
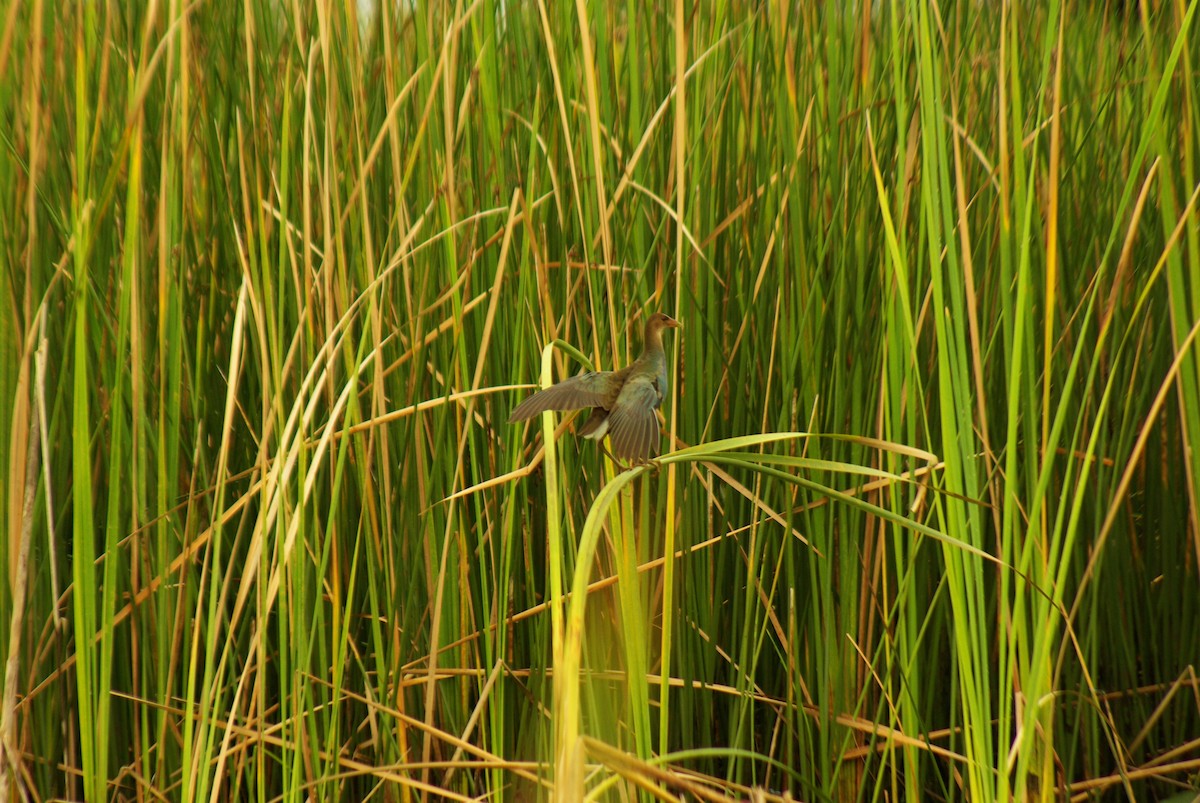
606, 375, 663, 462
508, 370, 624, 422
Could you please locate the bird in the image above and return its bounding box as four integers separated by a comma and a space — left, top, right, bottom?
509, 312, 682, 464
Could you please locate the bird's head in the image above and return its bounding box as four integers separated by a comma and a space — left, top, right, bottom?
647, 312, 682, 331
642, 312, 682, 350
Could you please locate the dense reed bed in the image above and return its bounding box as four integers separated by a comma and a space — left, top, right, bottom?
2, 0, 1199, 799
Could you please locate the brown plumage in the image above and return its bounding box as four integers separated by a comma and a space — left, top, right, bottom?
509, 312, 682, 463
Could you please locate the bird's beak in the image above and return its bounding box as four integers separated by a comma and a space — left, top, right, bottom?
668, 316, 682, 329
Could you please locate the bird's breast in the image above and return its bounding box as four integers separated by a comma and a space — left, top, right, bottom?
655, 365, 669, 407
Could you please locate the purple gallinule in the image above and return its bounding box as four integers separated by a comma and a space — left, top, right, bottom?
510, 312, 681, 463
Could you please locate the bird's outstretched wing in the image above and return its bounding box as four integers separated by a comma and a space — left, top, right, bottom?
508, 369, 627, 422
606, 375, 663, 462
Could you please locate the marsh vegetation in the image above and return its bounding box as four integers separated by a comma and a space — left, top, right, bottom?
2, 0, 1199, 800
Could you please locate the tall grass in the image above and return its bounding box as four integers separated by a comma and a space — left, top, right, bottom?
2, 0, 1199, 800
